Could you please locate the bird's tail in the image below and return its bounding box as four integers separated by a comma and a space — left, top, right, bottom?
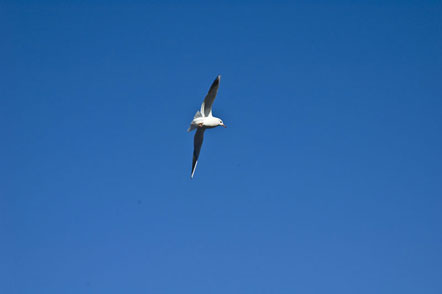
187, 111, 202, 132
187, 125, 196, 132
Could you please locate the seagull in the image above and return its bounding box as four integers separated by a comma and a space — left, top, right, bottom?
188, 75, 226, 178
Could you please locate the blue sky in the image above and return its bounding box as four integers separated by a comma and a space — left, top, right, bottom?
1, 1, 442, 293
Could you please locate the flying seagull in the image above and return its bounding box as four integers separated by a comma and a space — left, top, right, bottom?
188, 75, 226, 178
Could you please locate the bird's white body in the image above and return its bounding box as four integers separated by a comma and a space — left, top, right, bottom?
189, 116, 223, 131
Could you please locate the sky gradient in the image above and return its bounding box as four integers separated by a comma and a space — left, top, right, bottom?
2, 1, 442, 293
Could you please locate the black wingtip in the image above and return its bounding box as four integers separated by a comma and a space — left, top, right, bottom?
208, 75, 220, 91
213, 75, 221, 84
191, 159, 197, 178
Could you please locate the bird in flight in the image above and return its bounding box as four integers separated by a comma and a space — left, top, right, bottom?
188, 75, 226, 178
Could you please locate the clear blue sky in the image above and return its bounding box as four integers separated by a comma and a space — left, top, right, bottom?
1, 1, 442, 293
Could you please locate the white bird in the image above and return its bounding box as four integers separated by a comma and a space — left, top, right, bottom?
188, 75, 226, 178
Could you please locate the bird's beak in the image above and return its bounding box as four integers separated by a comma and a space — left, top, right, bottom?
222, 124, 227, 128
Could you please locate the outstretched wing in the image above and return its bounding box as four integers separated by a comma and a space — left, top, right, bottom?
200, 75, 221, 117
191, 128, 205, 178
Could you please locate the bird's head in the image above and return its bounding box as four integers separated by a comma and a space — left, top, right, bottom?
218, 119, 227, 128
